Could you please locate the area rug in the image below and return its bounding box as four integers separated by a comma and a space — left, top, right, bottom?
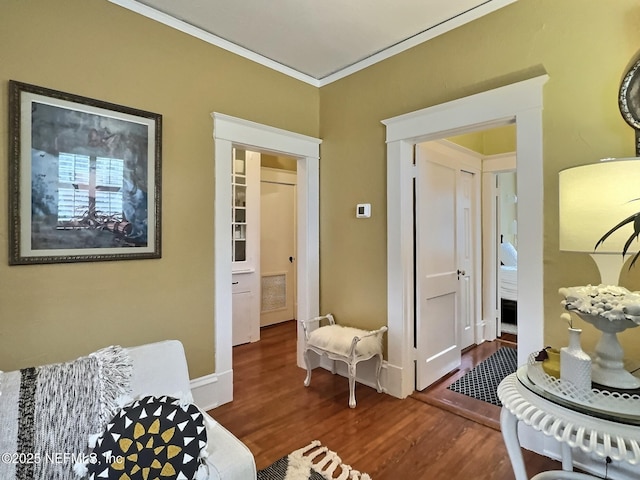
446, 347, 517, 406
257, 440, 372, 480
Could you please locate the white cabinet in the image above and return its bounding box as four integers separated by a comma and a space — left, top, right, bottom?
231, 271, 258, 345
231, 148, 260, 345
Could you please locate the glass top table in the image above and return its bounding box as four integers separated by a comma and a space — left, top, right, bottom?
516, 364, 640, 425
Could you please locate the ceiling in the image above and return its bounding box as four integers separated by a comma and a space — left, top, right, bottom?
109, 0, 516, 86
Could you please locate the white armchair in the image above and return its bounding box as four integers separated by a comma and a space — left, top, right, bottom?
301, 314, 387, 408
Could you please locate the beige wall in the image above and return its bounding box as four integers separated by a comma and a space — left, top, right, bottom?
319, 0, 640, 353
0, 0, 319, 375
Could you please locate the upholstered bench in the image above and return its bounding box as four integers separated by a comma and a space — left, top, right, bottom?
301, 314, 387, 408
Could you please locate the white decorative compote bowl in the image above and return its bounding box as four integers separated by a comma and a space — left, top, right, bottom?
559, 284, 640, 389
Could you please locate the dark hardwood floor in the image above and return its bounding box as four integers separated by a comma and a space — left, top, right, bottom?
210, 321, 560, 479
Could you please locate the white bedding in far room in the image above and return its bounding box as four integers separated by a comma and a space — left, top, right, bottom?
499, 242, 518, 301
500, 265, 518, 301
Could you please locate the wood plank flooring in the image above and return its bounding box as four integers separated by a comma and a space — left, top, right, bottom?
210, 321, 560, 479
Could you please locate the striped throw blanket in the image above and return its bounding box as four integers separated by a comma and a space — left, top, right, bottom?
0, 345, 131, 480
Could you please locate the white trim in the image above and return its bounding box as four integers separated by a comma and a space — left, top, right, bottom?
108, 0, 516, 87
212, 113, 321, 406
382, 74, 548, 401
190, 372, 228, 411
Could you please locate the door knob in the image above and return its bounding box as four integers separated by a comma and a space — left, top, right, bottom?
457, 269, 466, 276
289, 256, 294, 263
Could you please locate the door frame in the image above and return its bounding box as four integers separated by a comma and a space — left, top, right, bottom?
382, 75, 548, 399
212, 113, 321, 405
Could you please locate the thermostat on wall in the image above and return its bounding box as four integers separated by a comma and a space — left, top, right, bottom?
356, 203, 371, 218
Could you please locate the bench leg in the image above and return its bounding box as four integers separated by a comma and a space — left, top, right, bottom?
375, 354, 383, 393
348, 363, 357, 408
303, 349, 312, 387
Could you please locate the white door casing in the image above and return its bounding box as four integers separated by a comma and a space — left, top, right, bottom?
212, 113, 321, 406
382, 75, 548, 400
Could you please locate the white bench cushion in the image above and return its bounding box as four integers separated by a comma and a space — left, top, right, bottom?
307, 325, 382, 357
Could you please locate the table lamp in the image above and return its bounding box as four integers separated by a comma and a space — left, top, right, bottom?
559, 157, 640, 389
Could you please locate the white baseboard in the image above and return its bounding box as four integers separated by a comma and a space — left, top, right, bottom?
382, 362, 412, 399
190, 369, 233, 411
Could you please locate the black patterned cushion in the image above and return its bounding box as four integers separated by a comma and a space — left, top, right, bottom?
87, 395, 207, 480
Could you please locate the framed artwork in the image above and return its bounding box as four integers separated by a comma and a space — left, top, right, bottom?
8, 80, 162, 264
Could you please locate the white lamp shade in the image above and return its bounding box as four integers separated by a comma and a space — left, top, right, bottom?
559, 158, 640, 253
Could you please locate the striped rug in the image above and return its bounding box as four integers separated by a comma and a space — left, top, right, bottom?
257, 441, 371, 480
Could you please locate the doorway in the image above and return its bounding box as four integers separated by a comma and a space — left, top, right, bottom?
382, 75, 548, 400
212, 113, 321, 406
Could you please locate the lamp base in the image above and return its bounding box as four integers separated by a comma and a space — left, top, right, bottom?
591, 331, 640, 389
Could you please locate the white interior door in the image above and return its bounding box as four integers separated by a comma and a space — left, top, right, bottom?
260, 168, 297, 326
415, 142, 479, 390
457, 170, 475, 349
